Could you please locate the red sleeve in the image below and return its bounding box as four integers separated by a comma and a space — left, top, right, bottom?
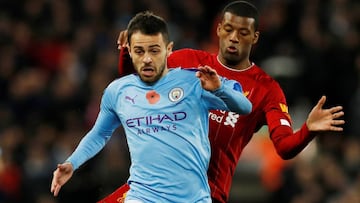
118, 47, 135, 76
264, 81, 316, 159
270, 124, 316, 160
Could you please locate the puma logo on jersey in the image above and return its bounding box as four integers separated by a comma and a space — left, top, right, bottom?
125, 95, 137, 104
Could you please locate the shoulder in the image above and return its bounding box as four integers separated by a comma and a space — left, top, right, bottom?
169, 67, 198, 76
165, 68, 200, 85
106, 74, 137, 92
252, 64, 280, 86
250, 65, 286, 101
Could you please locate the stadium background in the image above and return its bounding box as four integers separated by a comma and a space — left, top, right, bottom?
0, 0, 359, 202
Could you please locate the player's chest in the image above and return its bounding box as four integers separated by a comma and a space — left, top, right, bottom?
115, 85, 200, 119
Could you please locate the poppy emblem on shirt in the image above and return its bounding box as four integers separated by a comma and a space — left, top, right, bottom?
168, 87, 184, 102
146, 90, 160, 104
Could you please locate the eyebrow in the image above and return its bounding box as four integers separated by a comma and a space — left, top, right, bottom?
149, 44, 161, 48
133, 44, 161, 49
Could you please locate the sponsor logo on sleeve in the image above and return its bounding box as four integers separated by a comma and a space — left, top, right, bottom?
280, 118, 291, 127
279, 103, 288, 113
279, 103, 292, 124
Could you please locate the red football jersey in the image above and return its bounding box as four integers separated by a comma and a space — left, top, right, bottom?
117, 47, 314, 203
167, 49, 314, 202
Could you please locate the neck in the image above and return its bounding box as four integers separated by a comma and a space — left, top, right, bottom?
217, 55, 252, 71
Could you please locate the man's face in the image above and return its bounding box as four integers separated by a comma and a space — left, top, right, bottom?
217, 12, 259, 67
128, 32, 172, 83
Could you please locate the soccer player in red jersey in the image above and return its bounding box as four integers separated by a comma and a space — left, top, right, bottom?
101, 1, 345, 203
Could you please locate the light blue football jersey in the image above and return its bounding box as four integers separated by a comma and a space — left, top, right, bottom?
66, 68, 251, 203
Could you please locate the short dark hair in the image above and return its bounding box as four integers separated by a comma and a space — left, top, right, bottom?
222, 1, 259, 30
127, 11, 170, 44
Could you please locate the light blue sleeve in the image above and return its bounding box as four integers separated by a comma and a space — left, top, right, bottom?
206, 77, 252, 115
66, 86, 122, 170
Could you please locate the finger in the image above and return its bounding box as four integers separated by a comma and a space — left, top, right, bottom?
51, 172, 59, 192
315, 95, 326, 109
53, 185, 61, 197
120, 32, 125, 46
203, 65, 214, 73
203, 66, 213, 74
117, 33, 123, 50
333, 111, 344, 119
198, 66, 216, 76
58, 163, 69, 171
51, 180, 57, 195
51, 175, 55, 188
197, 65, 206, 72
56, 164, 63, 171
329, 106, 344, 114
117, 32, 122, 45
117, 32, 126, 49
329, 126, 343, 131
332, 119, 345, 125
121, 31, 128, 47
195, 71, 203, 78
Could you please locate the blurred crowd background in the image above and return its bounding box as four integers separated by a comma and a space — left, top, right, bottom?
0, 0, 359, 202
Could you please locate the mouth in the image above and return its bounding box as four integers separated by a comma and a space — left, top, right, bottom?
226, 46, 238, 54
141, 66, 155, 77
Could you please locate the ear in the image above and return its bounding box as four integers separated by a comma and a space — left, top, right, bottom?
166, 41, 174, 56
252, 31, 260, 44
216, 23, 221, 37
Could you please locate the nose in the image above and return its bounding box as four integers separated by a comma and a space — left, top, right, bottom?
143, 54, 152, 63
229, 31, 239, 42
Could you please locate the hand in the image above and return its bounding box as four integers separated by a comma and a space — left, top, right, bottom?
50, 162, 74, 197
196, 65, 221, 91
117, 30, 128, 50
306, 96, 345, 132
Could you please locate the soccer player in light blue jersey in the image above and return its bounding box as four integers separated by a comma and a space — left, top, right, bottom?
50, 11, 252, 203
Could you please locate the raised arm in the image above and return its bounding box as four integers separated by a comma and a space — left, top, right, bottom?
270, 96, 344, 159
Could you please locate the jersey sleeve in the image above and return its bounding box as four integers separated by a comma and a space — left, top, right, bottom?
66, 85, 122, 170
203, 77, 252, 115
264, 82, 315, 159
212, 78, 252, 114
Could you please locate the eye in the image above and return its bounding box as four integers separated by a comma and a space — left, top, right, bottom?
134, 49, 144, 55
149, 48, 161, 55
239, 31, 250, 36
223, 26, 233, 33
